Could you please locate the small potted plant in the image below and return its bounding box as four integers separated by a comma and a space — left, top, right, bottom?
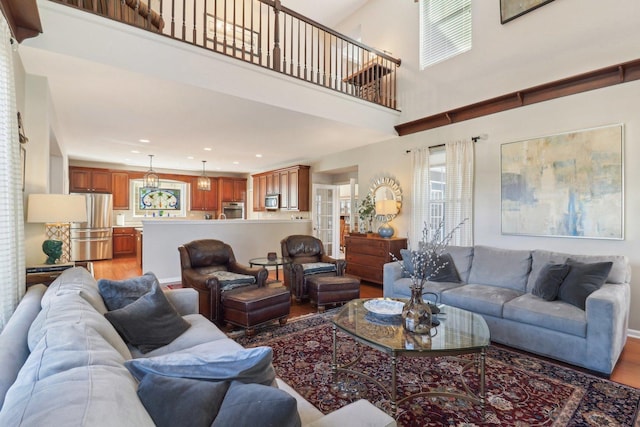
357, 193, 376, 234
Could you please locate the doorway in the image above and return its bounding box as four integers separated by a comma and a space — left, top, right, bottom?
311, 184, 339, 258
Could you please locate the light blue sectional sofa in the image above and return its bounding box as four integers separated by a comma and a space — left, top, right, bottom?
0, 267, 395, 427
383, 245, 631, 375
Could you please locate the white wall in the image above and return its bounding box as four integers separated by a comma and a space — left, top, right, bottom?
22, 74, 55, 266
143, 219, 312, 283
311, 0, 640, 332
339, 0, 640, 121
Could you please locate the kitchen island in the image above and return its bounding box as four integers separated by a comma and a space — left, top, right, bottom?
142, 219, 312, 283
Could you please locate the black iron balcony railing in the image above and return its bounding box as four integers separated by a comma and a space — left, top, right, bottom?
50, 0, 401, 109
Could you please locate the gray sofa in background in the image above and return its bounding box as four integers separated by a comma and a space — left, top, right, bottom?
383, 245, 631, 375
0, 267, 396, 427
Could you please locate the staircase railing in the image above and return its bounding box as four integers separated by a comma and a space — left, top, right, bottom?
49, 0, 401, 109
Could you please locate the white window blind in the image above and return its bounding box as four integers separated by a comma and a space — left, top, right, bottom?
420, 0, 472, 69
0, 13, 26, 329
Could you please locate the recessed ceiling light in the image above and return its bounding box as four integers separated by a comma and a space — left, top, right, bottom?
131, 150, 140, 154
256, 154, 263, 158
187, 156, 194, 160
233, 161, 239, 165
204, 147, 212, 151
139, 139, 150, 143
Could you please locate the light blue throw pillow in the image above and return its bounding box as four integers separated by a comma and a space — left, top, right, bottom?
125, 342, 275, 386
98, 272, 159, 311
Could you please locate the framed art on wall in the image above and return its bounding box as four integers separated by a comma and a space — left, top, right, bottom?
500, 0, 555, 24
501, 124, 624, 240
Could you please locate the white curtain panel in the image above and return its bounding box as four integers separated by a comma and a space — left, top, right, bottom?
0, 15, 25, 330
445, 139, 474, 246
410, 147, 430, 249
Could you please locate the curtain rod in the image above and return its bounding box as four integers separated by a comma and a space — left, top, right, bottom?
404, 134, 488, 154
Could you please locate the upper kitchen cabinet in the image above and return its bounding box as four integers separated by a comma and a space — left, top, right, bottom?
282, 165, 309, 211
69, 167, 112, 193
252, 175, 267, 212
111, 172, 130, 210
219, 177, 246, 203
191, 177, 219, 211
252, 165, 310, 211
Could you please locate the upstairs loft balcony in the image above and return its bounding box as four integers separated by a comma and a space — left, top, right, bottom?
49, 0, 402, 110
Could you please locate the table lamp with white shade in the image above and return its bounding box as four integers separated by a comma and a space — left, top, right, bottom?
376, 199, 398, 238
27, 194, 87, 264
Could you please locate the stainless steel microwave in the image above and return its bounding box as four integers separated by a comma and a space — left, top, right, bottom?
265, 194, 279, 210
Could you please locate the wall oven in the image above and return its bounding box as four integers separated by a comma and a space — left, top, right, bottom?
221, 202, 245, 219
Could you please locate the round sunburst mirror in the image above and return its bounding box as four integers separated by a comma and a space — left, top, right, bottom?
370, 177, 402, 222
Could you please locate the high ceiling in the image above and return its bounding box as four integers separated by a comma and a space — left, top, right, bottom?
18, 0, 389, 175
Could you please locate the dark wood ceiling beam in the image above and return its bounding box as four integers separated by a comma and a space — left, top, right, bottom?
0, 0, 42, 42
395, 58, 640, 136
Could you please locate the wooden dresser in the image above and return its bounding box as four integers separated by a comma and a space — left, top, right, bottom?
344, 234, 407, 285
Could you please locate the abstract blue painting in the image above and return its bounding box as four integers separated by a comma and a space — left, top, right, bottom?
501, 124, 623, 239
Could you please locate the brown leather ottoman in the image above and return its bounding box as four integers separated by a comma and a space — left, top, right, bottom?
222, 286, 290, 337
307, 275, 360, 312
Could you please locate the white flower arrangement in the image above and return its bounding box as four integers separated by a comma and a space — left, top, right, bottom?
392, 219, 467, 293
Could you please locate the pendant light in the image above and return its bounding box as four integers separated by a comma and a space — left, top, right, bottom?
197, 160, 211, 191
143, 154, 160, 189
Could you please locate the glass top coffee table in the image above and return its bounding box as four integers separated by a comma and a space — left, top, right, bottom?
248, 257, 290, 281
331, 298, 490, 416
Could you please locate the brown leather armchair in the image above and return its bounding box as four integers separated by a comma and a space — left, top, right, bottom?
280, 235, 346, 303
178, 239, 268, 324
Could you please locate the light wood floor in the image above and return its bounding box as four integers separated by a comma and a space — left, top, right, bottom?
93, 256, 640, 389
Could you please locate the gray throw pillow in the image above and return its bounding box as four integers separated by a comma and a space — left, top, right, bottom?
98, 272, 158, 311
105, 282, 191, 353
558, 259, 613, 310
400, 248, 414, 278
531, 263, 571, 301
211, 381, 301, 427
137, 373, 230, 427
429, 253, 462, 283
400, 250, 461, 283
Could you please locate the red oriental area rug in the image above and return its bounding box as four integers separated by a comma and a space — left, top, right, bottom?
232, 311, 640, 427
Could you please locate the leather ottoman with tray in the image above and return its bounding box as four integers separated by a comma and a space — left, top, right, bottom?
222, 286, 291, 336
307, 275, 360, 312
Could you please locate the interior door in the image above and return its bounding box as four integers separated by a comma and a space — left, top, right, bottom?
312, 184, 339, 258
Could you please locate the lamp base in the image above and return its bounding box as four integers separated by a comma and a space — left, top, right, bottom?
378, 222, 394, 238
42, 239, 63, 265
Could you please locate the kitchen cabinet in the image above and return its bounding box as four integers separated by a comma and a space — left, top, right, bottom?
111, 172, 130, 210
266, 172, 279, 194
344, 234, 407, 285
70, 167, 112, 193
191, 177, 218, 211
252, 175, 267, 212
113, 227, 136, 257
279, 171, 289, 209
219, 178, 246, 203
281, 165, 309, 211
251, 165, 309, 212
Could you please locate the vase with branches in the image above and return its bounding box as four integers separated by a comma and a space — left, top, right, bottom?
391, 219, 467, 334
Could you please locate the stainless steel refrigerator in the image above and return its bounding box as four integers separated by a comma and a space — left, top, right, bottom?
70, 193, 113, 261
